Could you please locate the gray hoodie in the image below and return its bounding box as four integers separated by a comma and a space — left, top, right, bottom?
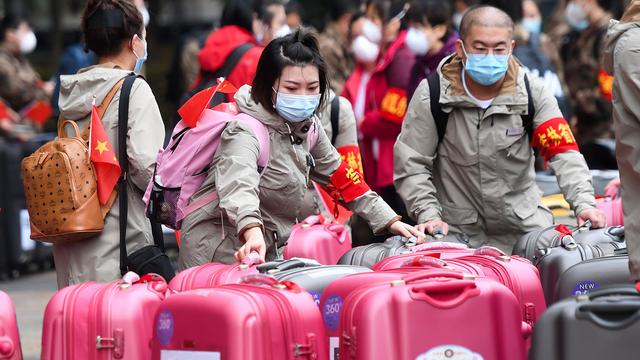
53, 64, 164, 288
603, 2, 640, 281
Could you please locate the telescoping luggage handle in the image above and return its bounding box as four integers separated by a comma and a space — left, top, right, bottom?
575, 287, 640, 330
239, 273, 303, 292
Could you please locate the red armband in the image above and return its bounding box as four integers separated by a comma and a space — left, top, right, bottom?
598, 68, 613, 102
379, 87, 408, 124
532, 118, 579, 161
337, 145, 364, 176
329, 160, 371, 203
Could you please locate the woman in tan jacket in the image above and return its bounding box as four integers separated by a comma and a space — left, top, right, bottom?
179, 30, 422, 268
54, 0, 164, 287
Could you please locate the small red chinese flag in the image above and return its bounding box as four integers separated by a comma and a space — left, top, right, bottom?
178, 78, 238, 128
0, 100, 8, 120
22, 100, 53, 126
90, 104, 121, 205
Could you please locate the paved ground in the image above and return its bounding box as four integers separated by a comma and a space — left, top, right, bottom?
1, 271, 57, 360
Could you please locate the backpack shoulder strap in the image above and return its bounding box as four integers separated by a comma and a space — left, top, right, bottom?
330, 96, 340, 145
234, 113, 270, 172
78, 76, 126, 139
118, 73, 138, 276
522, 74, 535, 142
208, 43, 254, 108
426, 73, 448, 144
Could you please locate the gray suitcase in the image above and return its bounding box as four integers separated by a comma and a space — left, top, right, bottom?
263, 264, 371, 305
512, 223, 624, 262
553, 251, 632, 302
536, 241, 624, 304
337, 234, 469, 268
530, 287, 640, 360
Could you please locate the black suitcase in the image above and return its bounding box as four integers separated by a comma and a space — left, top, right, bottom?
553, 250, 632, 302
337, 233, 470, 268
513, 223, 624, 262
530, 287, 640, 360
536, 241, 624, 304
1, 137, 55, 276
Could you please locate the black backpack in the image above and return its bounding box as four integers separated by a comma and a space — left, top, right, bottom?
426, 72, 536, 144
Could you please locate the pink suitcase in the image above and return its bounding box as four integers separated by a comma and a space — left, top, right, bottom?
41, 273, 170, 360
0, 291, 22, 360
375, 248, 546, 326
284, 215, 352, 265
370, 242, 474, 270
319, 269, 424, 358
338, 270, 528, 360
151, 274, 328, 360
168, 253, 263, 291
597, 186, 623, 226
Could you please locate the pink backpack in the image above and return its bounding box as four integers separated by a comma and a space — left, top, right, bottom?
144, 103, 318, 230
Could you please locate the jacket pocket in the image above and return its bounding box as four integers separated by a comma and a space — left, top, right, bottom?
441, 202, 478, 225
510, 188, 540, 220
496, 132, 534, 191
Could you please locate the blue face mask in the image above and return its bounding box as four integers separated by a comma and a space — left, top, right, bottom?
521, 18, 542, 35
462, 44, 510, 86
132, 35, 147, 74
273, 90, 321, 123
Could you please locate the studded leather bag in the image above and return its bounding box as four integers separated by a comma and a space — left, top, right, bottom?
21, 80, 124, 244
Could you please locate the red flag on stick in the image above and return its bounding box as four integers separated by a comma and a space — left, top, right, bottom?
89, 104, 121, 205
21, 100, 53, 126
178, 77, 238, 128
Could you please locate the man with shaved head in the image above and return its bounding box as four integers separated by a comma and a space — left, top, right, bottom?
394, 5, 605, 252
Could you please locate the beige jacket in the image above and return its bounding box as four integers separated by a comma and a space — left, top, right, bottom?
54, 64, 164, 288
394, 55, 597, 252
299, 91, 359, 219
603, 1, 640, 281
179, 85, 397, 268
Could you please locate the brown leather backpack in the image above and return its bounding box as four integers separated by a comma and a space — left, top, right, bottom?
21, 79, 125, 244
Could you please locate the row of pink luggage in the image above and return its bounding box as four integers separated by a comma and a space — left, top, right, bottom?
30, 240, 543, 360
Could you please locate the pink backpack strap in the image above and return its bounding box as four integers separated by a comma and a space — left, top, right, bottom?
234, 113, 270, 170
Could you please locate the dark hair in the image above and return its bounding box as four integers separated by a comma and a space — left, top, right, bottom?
407, 0, 452, 28
481, 0, 522, 23
81, 0, 144, 58
220, 0, 281, 32
329, 0, 360, 22
596, 0, 626, 20
0, 14, 29, 42
251, 29, 329, 115
285, 1, 302, 16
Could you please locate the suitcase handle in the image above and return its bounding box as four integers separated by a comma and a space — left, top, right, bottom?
411, 241, 468, 252
577, 302, 640, 329
474, 247, 509, 259
409, 280, 479, 308
240, 274, 303, 292
402, 255, 448, 269
402, 269, 466, 284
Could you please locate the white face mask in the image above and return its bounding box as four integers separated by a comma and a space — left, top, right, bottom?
274, 24, 291, 39
351, 35, 380, 64
19, 31, 37, 54
362, 19, 382, 44
405, 27, 430, 56
565, 2, 589, 31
